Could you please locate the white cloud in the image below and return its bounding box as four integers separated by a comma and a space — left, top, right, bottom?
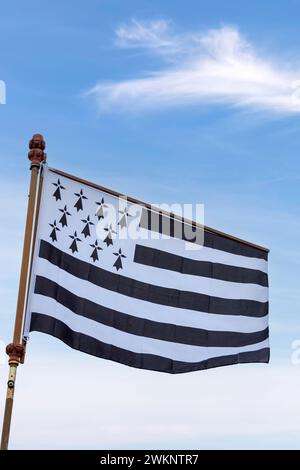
87, 21, 300, 114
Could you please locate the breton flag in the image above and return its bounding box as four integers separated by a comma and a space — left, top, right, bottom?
24, 165, 269, 374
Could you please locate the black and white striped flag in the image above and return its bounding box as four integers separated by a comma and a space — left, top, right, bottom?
25, 166, 269, 374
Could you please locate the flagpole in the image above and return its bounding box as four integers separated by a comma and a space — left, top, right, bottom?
0, 134, 46, 450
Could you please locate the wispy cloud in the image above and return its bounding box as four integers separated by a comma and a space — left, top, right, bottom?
87, 20, 300, 114
115, 19, 177, 54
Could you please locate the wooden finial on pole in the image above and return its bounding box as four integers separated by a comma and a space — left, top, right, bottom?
0, 134, 46, 451
28, 133, 46, 168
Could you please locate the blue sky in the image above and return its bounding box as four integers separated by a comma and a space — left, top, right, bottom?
1, 0, 300, 449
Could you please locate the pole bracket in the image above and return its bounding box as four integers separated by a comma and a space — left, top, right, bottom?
6, 343, 25, 366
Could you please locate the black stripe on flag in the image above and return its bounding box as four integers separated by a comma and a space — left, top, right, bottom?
34, 276, 269, 347
139, 208, 268, 260
39, 240, 268, 317
30, 313, 270, 374
134, 245, 268, 287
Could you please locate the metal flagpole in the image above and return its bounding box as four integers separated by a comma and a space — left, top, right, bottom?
0, 134, 46, 450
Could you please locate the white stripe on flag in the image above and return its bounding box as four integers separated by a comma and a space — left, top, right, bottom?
137, 231, 268, 273
33, 257, 269, 334
31, 294, 270, 363
35, 240, 268, 302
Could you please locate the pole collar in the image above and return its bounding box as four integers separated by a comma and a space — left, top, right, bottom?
6, 343, 25, 365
